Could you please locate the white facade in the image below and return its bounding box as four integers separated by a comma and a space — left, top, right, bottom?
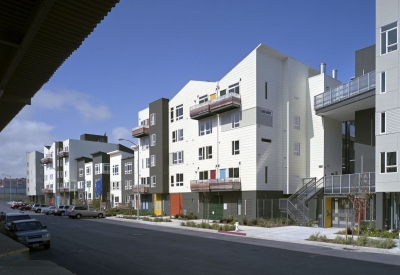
26, 151, 44, 197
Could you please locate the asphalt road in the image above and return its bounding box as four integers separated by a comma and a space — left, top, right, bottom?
2, 202, 400, 275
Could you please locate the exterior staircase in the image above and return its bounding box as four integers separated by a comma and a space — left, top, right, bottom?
280, 177, 324, 225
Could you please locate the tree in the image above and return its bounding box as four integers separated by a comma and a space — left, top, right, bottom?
199, 192, 212, 223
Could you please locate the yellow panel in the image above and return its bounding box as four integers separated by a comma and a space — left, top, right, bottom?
210, 93, 216, 100
325, 197, 332, 228
154, 194, 162, 216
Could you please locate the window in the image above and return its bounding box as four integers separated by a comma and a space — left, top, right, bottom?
115, 196, 119, 203
261, 109, 272, 116
125, 162, 132, 174
172, 129, 184, 142
50, 174, 53, 180
59, 160, 63, 167
199, 146, 212, 160
176, 104, 183, 120
228, 167, 239, 178
294, 142, 300, 156
220, 89, 226, 96
381, 112, 386, 134
86, 166, 91, 175
228, 82, 240, 94
150, 113, 156, 126
151, 155, 156, 167
170, 175, 174, 187
232, 140, 240, 155
64, 171, 68, 178
238, 199, 242, 215
142, 138, 149, 150
151, 134, 156, 146
172, 151, 184, 164
199, 95, 208, 104
232, 112, 240, 128
381, 152, 397, 173
265, 82, 268, 99
381, 21, 398, 55
199, 121, 212, 136
265, 167, 268, 183
199, 171, 208, 180
176, 173, 183, 186
381, 71, 386, 93
125, 180, 132, 190
79, 168, 83, 177
151, 175, 156, 187
104, 164, 110, 174
126, 195, 131, 203
261, 138, 271, 143
142, 158, 150, 168
112, 165, 119, 176
112, 182, 120, 190
170, 107, 174, 123
294, 116, 300, 130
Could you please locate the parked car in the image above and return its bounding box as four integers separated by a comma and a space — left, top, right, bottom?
30, 204, 41, 212
8, 219, 50, 249
41, 206, 57, 215
0, 212, 32, 236
11, 203, 27, 209
54, 205, 71, 216
32, 204, 49, 213
68, 206, 105, 219
18, 204, 32, 211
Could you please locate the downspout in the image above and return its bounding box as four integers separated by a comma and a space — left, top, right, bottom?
287, 101, 289, 194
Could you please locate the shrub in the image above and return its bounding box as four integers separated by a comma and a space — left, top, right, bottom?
242, 217, 248, 225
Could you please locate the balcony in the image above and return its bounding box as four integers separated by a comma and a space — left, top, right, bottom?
189, 101, 213, 120
324, 172, 375, 194
190, 178, 241, 192
209, 93, 241, 114
42, 184, 54, 193
58, 149, 69, 158
314, 71, 375, 110
40, 154, 53, 164
59, 187, 70, 192
132, 184, 150, 193
132, 125, 149, 138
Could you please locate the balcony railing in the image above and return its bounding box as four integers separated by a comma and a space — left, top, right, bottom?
132, 184, 150, 193
324, 172, 375, 194
190, 178, 241, 191
314, 70, 375, 110
40, 154, 53, 164
42, 184, 54, 193
209, 93, 241, 114
58, 149, 69, 158
132, 125, 149, 138
189, 101, 212, 120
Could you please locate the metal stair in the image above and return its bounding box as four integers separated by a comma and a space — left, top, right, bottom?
280, 177, 324, 225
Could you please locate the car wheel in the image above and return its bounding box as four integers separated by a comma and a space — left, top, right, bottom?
97, 213, 103, 218
44, 243, 50, 249
45, 212, 49, 215
76, 214, 82, 219
36, 210, 40, 213
60, 212, 65, 216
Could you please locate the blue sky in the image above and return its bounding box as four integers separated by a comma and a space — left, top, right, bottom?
0, 0, 375, 178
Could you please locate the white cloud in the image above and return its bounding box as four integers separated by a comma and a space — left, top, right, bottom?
110, 127, 132, 144
33, 88, 112, 122
0, 119, 57, 178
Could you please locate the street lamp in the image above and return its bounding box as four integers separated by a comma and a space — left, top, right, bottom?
118, 138, 140, 220
3, 174, 11, 202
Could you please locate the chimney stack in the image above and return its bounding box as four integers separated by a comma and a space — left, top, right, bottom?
320, 63, 326, 74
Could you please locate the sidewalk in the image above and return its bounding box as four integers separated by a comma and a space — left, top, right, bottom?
107, 216, 400, 255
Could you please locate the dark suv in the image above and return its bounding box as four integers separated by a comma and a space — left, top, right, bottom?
0, 212, 32, 236
54, 205, 71, 216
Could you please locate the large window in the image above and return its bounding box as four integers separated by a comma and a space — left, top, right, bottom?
172, 151, 184, 164
381, 71, 386, 93
172, 129, 184, 142
104, 164, 110, 174
199, 171, 208, 180
86, 166, 91, 175
232, 140, 240, 155
125, 180, 133, 190
142, 138, 149, 150
150, 113, 156, 126
381, 152, 397, 173
228, 82, 240, 94
176, 104, 183, 121
381, 112, 386, 134
199, 146, 212, 160
125, 162, 132, 174
112, 182, 120, 190
232, 112, 240, 128
142, 158, 150, 168
199, 95, 208, 104
112, 164, 119, 176
199, 121, 212, 136
381, 21, 398, 55
151, 134, 156, 146
151, 155, 156, 167
228, 167, 239, 178
176, 173, 183, 186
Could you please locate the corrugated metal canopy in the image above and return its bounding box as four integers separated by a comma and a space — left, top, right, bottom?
0, 0, 119, 132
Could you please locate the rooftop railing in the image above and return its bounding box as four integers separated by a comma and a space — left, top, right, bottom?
324, 172, 375, 194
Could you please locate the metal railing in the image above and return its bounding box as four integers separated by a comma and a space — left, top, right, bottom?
324, 172, 375, 194
314, 71, 375, 110
209, 92, 241, 111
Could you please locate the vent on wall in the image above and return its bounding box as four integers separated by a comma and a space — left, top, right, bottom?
261, 138, 271, 143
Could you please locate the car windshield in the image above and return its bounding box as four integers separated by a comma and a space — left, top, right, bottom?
8, 215, 31, 223
15, 221, 43, 231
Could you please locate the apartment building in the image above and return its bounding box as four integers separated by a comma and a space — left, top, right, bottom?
26, 151, 45, 203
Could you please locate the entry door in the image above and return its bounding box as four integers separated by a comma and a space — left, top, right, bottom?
220, 169, 226, 179
210, 170, 216, 179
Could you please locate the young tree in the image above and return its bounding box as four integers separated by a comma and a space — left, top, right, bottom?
199, 192, 212, 223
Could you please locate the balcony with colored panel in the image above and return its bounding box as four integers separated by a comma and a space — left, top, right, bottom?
209, 93, 241, 114
58, 149, 69, 158
132, 125, 149, 138
209, 178, 241, 191
132, 184, 150, 194
40, 154, 53, 164
189, 101, 213, 120
42, 184, 54, 193
190, 180, 210, 191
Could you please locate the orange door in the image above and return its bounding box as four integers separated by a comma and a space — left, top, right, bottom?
170, 193, 182, 216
